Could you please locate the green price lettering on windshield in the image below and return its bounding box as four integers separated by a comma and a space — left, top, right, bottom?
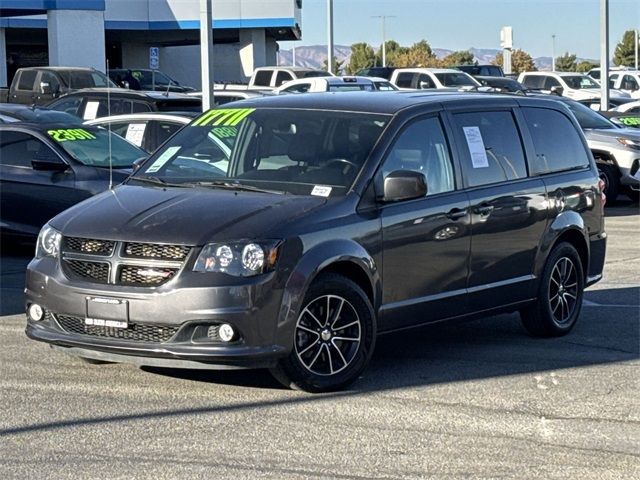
618, 117, 640, 127
194, 108, 255, 127
211, 126, 237, 139
48, 128, 97, 142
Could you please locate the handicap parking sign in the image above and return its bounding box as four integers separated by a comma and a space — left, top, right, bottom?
149, 47, 159, 70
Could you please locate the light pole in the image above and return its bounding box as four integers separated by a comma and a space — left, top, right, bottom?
327, 0, 334, 74
600, 0, 609, 110
551, 34, 556, 71
635, 29, 638, 70
372, 15, 396, 67
199, 0, 214, 111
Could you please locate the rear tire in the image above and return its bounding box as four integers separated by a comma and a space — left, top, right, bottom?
520, 242, 584, 337
270, 273, 376, 393
597, 164, 620, 204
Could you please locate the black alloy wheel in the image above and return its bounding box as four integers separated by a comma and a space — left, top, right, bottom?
271, 273, 376, 392
520, 242, 584, 337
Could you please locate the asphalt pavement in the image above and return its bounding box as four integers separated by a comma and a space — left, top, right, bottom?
0, 202, 638, 479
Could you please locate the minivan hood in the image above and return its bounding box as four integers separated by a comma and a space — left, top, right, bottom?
50, 185, 326, 245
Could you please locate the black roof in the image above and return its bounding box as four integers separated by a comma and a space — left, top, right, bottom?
0, 122, 104, 132
0, 104, 83, 124
227, 90, 564, 115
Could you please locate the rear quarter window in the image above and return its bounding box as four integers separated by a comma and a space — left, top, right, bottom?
395, 72, 414, 88
17, 71, 37, 90
521, 76, 545, 89
522, 107, 590, 175
253, 70, 273, 87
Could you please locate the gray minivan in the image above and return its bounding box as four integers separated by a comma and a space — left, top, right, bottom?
25, 92, 606, 392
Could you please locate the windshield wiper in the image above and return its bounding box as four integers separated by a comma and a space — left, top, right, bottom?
129, 175, 186, 187
184, 180, 285, 194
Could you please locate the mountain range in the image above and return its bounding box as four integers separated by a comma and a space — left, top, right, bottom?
277, 45, 597, 72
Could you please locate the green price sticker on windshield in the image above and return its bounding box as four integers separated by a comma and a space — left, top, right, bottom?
48, 128, 97, 142
194, 108, 255, 127
618, 117, 640, 127
211, 126, 237, 139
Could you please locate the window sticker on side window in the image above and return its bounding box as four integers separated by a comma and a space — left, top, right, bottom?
145, 146, 181, 173
47, 128, 97, 142
83, 101, 100, 120
462, 126, 489, 168
125, 123, 146, 147
193, 108, 255, 127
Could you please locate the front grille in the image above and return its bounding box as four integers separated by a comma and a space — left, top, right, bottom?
124, 242, 190, 261
119, 265, 178, 286
55, 314, 179, 343
64, 237, 115, 256
62, 260, 110, 284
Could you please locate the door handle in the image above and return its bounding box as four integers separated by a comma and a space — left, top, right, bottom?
446, 208, 468, 220
473, 204, 494, 216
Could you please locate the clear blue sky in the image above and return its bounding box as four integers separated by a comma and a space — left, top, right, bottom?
281, 0, 639, 59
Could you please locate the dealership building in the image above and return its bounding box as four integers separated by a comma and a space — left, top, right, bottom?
0, 0, 301, 88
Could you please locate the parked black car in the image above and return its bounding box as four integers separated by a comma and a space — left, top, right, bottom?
475, 76, 526, 94
454, 65, 504, 77
0, 123, 145, 238
46, 89, 202, 120
25, 92, 606, 392
0, 104, 83, 124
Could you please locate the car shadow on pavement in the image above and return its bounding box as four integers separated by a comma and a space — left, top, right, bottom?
0, 238, 33, 316
136, 286, 639, 393
0, 286, 637, 438
604, 198, 639, 217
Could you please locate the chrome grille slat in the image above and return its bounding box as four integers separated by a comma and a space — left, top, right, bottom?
55, 314, 179, 343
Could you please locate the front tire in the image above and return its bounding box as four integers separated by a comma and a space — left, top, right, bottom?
598, 164, 620, 204
520, 242, 584, 337
270, 273, 376, 393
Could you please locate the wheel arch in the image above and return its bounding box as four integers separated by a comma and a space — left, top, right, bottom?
538, 212, 589, 282
275, 239, 380, 351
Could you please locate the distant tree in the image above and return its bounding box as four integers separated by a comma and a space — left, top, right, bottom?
394, 40, 439, 67
346, 42, 376, 75
322, 57, 344, 75
492, 49, 536, 74
374, 40, 407, 67
441, 50, 476, 67
555, 52, 577, 72
613, 30, 638, 66
576, 60, 598, 73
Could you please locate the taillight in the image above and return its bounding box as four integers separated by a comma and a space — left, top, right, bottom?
598, 178, 606, 207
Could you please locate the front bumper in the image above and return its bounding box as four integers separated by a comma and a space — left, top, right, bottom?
25, 256, 291, 369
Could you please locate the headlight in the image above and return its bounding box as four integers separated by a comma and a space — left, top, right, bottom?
193, 241, 279, 276
616, 137, 640, 150
36, 224, 61, 259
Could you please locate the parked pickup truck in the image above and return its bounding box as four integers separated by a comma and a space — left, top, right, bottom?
0, 67, 118, 106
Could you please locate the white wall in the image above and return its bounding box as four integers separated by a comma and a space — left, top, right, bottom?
48, 10, 106, 70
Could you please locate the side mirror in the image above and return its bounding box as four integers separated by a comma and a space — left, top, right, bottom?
40, 82, 52, 95
418, 81, 432, 89
132, 156, 148, 172
122, 81, 130, 89
32, 158, 68, 171
550, 85, 564, 96
381, 170, 427, 202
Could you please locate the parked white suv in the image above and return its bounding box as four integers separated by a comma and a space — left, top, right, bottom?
275, 76, 397, 94
608, 71, 640, 99
390, 68, 481, 91
518, 72, 630, 101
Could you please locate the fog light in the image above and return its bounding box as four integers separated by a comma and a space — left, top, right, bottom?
218, 323, 235, 342
28, 304, 44, 322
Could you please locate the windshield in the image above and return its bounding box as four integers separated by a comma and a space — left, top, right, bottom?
434, 72, 478, 87
562, 75, 599, 89
562, 100, 617, 130
131, 107, 390, 196
47, 127, 145, 167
